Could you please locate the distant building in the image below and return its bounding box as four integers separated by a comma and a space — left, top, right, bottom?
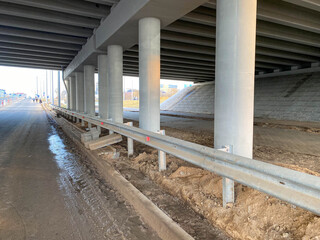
0, 89, 6, 98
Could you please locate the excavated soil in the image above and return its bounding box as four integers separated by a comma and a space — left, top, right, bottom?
71, 117, 320, 240
107, 121, 320, 240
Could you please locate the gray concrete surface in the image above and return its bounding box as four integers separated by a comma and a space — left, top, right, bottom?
0, 100, 159, 240
123, 111, 320, 157
161, 73, 320, 122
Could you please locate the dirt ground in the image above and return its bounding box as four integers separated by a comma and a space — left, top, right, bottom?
93, 120, 320, 240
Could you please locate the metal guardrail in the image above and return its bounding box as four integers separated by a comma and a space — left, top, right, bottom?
51, 105, 320, 216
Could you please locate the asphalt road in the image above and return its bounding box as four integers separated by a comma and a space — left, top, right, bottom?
0, 100, 159, 240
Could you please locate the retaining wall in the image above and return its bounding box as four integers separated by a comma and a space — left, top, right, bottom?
160, 73, 320, 122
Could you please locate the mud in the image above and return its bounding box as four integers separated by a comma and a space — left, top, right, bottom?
64, 114, 320, 240
47, 116, 160, 240
109, 119, 320, 240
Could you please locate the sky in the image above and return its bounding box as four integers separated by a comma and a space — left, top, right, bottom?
0, 66, 193, 97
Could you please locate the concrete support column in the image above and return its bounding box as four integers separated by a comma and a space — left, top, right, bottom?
214, 0, 257, 207
84, 65, 95, 116
57, 71, 61, 107
138, 17, 161, 132
65, 79, 70, 110
98, 54, 109, 119
51, 71, 54, 104
107, 45, 123, 123
46, 70, 48, 103
75, 72, 84, 113
70, 76, 77, 111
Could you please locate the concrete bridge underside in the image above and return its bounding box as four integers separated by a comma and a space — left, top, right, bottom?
0, 0, 318, 80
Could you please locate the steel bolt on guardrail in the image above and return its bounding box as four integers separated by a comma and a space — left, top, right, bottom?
51, 105, 320, 216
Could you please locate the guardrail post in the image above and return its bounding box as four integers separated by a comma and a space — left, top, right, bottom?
125, 122, 134, 157
219, 145, 234, 207
158, 130, 166, 171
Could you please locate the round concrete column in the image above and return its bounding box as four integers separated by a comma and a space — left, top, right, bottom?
98, 54, 109, 119
65, 78, 71, 110
107, 45, 123, 123
214, 0, 257, 157
138, 17, 161, 132
75, 72, 84, 112
51, 71, 54, 104
84, 65, 95, 116
57, 71, 61, 107
214, 0, 257, 206
70, 76, 77, 111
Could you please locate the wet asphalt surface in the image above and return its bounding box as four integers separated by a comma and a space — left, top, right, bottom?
0, 100, 159, 240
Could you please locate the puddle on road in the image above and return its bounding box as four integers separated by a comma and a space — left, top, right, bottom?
47, 126, 126, 239
46, 125, 155, 240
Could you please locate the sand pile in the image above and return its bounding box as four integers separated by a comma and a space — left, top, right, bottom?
131, 152, 320, 240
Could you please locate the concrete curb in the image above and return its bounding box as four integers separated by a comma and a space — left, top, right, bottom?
47, 108, 194, 240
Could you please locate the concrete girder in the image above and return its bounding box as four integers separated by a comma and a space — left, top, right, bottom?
124, 54, 301, 69
85, 0, 119, 6
0, 26, 86, 45
123, 70, 212, 82
161, 39, 213, 55
125, 66, 215, 79
166, 20, 320, 48
256, 36, 320, 57
124, 62, 215, 77
255, 62, 285, 70
124, 51, 214, 67
127, 48, 214, 62
0, 0, 110, 18
256, 47, 319, 62
127, 44, 318, 65
0, 53, 70, 64
161, 30, 215, 47
181, 11, 215, 26
165, 21, 214, 38
125, 66, 214, 78
282, 0, 320, 14
201, 0, 320, 33
254, 55, 303, 66
64, 0, 208, 78
0, 34, 81, 51
258, 0, 320, 34
161, 30, 320, 58
124, 57, 214, 71
257, 20, 320, 48
0, 2, 101, 28
162, 40, 318, 64
0, 48, 73, 60
0, 42, 77, 56
0, 14, 93, 37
